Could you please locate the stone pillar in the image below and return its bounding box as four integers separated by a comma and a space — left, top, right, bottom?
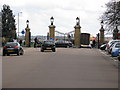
99, 26, 105, 45
25, 27, 31, 47
49, 25, 55, 40
74, 25, 81, 48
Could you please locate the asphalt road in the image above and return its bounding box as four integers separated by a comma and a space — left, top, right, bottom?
2, 48, 118, 88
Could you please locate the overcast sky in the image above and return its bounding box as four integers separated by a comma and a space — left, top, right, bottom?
0, 0, 111, 36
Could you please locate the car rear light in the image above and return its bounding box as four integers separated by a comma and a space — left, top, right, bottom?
14, 46, 18, 48
3, 46, 7, 49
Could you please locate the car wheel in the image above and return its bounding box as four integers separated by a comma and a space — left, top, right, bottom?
108, 51, 111, 54
118, 56, 120, 61
3, 53, 5, 56
20, 51, 24, 55
41, 50, 44, 52
67, 46, 70, 48
52, 49, 56, 52
17, 51, 20, 56
7, 54, 10, 56
20, 49, 24, 55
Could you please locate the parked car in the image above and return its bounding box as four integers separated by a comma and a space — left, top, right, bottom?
55, 40, 73, 48
3, 42, 24, 56
111, 42, 120, 57
100, 44, 106, 50
106, 40, 120, 54
41, 40, 56, 52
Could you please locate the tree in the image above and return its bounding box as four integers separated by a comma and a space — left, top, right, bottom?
1, 4, 16, 42
101, 0, 120, 32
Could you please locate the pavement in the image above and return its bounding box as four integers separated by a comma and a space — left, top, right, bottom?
99, 49, 119, 68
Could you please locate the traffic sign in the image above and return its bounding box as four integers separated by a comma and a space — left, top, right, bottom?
21, 30, 25, 34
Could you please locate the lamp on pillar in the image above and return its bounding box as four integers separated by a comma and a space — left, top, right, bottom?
25, 20, 31, 47
74, 17, 81, 48
49, 16, 55, 40
76, 17, 80, 25
99, 20, 105, 45
101, 20, 104, 28
26, 20, 29, 28
50, 16, 54, 25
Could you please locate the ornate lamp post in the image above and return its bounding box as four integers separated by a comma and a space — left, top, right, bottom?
99, 20, 105, 45
74, 17, 81, 48
50, 16, 54, 25
26, 20, 29, 28
49, 16, 55, 40
17, 12, 22, 40
25, 20, 31, 47
76, 17, 80, 25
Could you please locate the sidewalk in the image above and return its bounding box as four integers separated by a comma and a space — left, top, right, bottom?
0, 47, 2, 56
99, 49, 119, 68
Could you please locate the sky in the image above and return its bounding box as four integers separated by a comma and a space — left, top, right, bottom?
0, 0, 111, 36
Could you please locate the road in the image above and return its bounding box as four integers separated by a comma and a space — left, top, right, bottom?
2, 48, 118, 88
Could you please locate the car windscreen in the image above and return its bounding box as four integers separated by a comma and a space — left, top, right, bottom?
110, 41, 120, 47
5, 43, 18, 47
44, 41, 54, 44
115, 43, 120, 48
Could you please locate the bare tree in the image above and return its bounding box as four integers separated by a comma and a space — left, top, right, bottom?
101, 0, 120, 32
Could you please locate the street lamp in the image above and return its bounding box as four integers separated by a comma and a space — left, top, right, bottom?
76, 17, 80, 25
101, 20, 104, 27
18, 12, 22, 40
50, 16, 54, 25
26, 20, 29, 28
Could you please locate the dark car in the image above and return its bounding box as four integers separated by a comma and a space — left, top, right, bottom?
3, 42, 24, 56
41, 40, 56, 52
55, 40, 73, 48
100, 44, 106, 50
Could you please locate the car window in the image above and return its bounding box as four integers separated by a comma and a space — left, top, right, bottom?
5, 43, 17, 47
115, 43, 120, 48
44, 41, 54, 44
110, 41, 120, 47
56, 40, 64, 43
